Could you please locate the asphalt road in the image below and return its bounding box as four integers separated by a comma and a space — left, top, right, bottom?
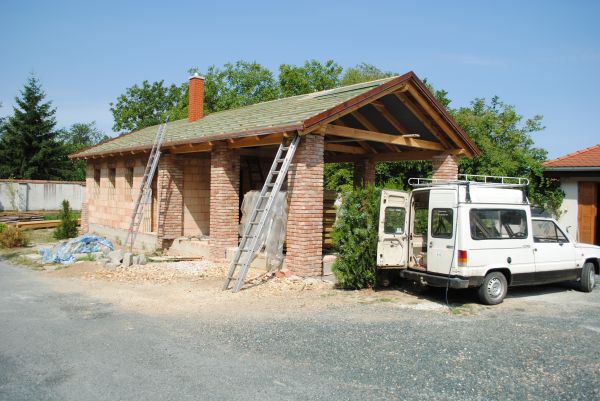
1, 262, 599, 401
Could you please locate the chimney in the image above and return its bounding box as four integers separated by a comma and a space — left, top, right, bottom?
188, 73, 205, 122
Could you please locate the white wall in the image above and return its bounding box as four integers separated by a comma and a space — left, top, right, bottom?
0, 180, 85, 211
556, 176, 600, 241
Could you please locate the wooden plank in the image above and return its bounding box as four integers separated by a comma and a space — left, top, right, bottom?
352, 111, 399, 152
333, 120, 377, 153
405, 86, 463, 149
324, 143, 368, 155
323, 124, 445, 151
16, 219, 81, 230
325, 151, 443, 163
372, 101, 411, 135
394, 92, 452, 148
228, 133, 285, 149
170, 142, 212, 154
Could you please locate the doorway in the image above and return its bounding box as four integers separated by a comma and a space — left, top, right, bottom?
578, 181, 599, 245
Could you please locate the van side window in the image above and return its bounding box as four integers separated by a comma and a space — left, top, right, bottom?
431, 208, 453, 238
384, 207, 406, 234
470, 209, 528, 240
533, 220, 569, 243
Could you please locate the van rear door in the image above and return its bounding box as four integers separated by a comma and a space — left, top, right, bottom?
377, 190, 410, 267
427, 189, 458, 275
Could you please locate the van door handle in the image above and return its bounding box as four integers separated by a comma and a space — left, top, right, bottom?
446, 245, 454, 249
522, 244, 531, 248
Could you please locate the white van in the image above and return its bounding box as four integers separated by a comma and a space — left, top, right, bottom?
377, 175, 600, 304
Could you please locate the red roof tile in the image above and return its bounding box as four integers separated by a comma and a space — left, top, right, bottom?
544, 143, 600, 168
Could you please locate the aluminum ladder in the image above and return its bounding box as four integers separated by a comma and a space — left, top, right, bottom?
121, 120, 168, 254
223, 133, 301, 292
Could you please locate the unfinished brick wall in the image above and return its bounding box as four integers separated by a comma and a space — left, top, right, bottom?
79, 200, 89, 234
209, 142, 240, 260
286, 134, 324, 276
432, 153, 459, 181
182, 155, 210, 236
156, 154, 184, 249
353, 158, 376, 187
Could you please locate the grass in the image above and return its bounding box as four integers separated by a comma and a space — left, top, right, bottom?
0, 228, 59, 270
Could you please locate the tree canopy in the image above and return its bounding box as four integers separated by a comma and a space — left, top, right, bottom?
58, 122, 109, 180
279, 59, 343, 97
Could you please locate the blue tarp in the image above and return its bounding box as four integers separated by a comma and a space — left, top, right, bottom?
39, 234, 114, 265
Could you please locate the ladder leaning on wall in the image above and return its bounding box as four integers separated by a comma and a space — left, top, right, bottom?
223, 133, 301, 292
121, 119, 168, 255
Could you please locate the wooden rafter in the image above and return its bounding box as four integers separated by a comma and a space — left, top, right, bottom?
324, 143, 368, 155
333, 119, 377, 154
326, 150, 444, 163
394, 91, 452, 148
323, 124, 445, 151
171, 142, 212, 154
352, 111, 399, 152
228, 133, 286, 149
371, 101, 411, 135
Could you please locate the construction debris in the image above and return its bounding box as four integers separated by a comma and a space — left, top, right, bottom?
39, 234, 114, 264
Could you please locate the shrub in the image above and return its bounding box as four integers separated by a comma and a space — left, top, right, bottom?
0, 223, 7, 234
0, 225, 30, 248
54, 200, 79, 240
331, 185, 381, 289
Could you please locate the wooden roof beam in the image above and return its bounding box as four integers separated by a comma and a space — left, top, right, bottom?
352, 111, 399, 152
323, 124, 445, 151
331, 120, 377, 154
171, 142, 212, 154
394, 91, 452, 148
324, 143, 368, 155
228, 133, 285, 149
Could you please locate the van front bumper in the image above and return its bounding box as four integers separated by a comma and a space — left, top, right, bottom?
400, 270, 479, 289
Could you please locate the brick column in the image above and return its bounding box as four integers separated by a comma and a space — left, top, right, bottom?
432, 153, 459, 181
353, 158, 376, 187
209, 142, 240, 260
156, 154, 183, 249
79, 200, 89, 234
286, 134, 324, 276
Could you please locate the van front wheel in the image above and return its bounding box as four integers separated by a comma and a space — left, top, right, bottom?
478, 272, 508, 305
578, 262, 596, 293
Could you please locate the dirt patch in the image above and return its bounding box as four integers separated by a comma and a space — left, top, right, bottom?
41, 260, 444, 318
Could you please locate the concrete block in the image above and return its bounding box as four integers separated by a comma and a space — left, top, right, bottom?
122, 252, 133, 267
138, 253, 146, 265
108, 250, 122, 264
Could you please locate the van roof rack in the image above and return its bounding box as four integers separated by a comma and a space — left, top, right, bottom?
408, 174, 529, 188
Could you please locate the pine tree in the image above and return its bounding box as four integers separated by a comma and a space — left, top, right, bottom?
0, 76, 67, 179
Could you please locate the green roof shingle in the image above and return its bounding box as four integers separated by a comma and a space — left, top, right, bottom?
72, 76, 398, 158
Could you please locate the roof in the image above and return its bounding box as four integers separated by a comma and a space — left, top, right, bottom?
544, 143, 600, 169
71, 72, 478, 159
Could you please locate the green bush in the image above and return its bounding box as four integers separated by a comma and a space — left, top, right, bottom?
0, 223, 7, 233
54, 200, 79, 240
0, 225, 30, 248
331, 185, 381, 289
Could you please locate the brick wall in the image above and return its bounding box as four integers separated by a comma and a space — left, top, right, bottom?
182, 155, 210, 236
209, 142, 240, 260
156, 154, 183, 248
353, 158, 376, 187
79, 200, 89, 234
286, 134, 324, 276
432, 153, 459, 181
86, 156, 156, 232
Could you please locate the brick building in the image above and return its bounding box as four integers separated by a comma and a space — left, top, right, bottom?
70, 71, 479, 275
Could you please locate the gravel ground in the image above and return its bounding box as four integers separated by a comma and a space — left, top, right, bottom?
0, 261, 599, 401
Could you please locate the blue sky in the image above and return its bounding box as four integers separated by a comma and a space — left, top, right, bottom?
1, 0, 598, 159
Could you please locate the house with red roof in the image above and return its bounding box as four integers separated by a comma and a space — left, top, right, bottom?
545, 144, 600, 245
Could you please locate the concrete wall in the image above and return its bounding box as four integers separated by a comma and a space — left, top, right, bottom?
0, 180, 85, 212
557, 176, 600, 241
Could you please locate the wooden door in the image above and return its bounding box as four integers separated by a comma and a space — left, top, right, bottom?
578, 182, 598, 244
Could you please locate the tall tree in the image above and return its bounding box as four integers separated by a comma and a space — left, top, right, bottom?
0, 76, 68, 180
279, 59, 343, 97
201, 61, 279, 113
59, 122, 109, 181
453, 96, 563, 214
110, 80, 187, 132
340, 63, 396, 86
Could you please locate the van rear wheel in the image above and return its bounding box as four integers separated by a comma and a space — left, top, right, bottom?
478, 272, 508, 305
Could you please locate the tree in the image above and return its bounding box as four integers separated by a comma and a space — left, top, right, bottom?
0, 76, 68, 180
200, 61, 279, 113
110, 80, 187, 132
340, 63, 396, 86
59, 122, 109, 181
54, 200, 79, 239
279, 59, 343, 97
453, 96, 563, 214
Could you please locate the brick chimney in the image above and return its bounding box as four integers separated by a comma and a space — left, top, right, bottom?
188, 73, 205, 122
